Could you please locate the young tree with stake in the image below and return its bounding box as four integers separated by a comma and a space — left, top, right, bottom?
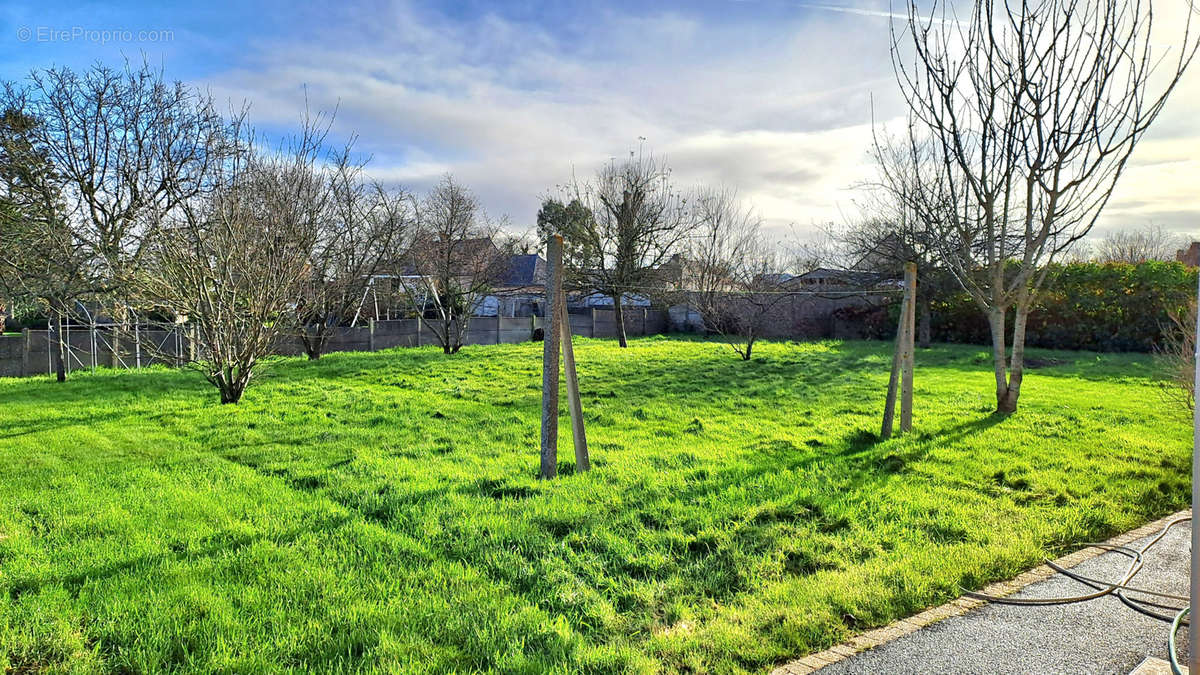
889, 0, 1199, 413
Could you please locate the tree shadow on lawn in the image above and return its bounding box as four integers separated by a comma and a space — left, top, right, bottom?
0, 376, 212, 441
658, 412, 1011, 519
576, 345, 888, 404
257, 346, 491, 386
5, 514, 352, 603
904, 344, 1165, 383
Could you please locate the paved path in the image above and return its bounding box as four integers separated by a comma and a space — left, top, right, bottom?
777, 513, 1191, 675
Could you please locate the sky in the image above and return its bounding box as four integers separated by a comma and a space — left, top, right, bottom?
1, 0, 1198, 245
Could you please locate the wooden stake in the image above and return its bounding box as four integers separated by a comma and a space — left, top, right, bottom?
881, 267, 914, 439
541, 235, 564, 479
559, 288, 589, 472
900, 262, 917, 433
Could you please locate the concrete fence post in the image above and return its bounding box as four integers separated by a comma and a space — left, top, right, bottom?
495, 315, 502, 345
369, 318, 377, 351
21, 328, 30, 377
590, 308, 597, 338
89, 323, 98, 371
416, 316, 422, 347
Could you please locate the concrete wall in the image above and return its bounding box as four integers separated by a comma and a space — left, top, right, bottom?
667, 293, 890, 340
0, 310, 669, 378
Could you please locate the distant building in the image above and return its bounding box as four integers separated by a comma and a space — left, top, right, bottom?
490, 253, 548, 317
791, 268, 883, 288
1176, 242, 1200, 267
753, 272, 796, 287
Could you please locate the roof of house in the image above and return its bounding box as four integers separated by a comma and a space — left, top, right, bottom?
390, 236, 504, 276
499, 253, 547, 287
792, 268, 883, 286
754, 272, 796, 285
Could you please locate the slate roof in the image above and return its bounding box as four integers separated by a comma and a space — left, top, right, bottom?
499, 253, 547, 288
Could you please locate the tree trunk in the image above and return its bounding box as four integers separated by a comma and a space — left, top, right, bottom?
453, 317, 467, 353
612, 293, 628, 348
742, 337, 754, 361
918, 300, 932, 349
986, 303, 1030, 414
987, 307, 1013, 413
216, 370, 248, 404
1001, 302, 1031, 414
53, 311, 66, 383
301, 325, 326, 360
442, 317, 454, 354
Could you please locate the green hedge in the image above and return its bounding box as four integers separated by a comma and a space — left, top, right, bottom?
929, 261, 1197, 352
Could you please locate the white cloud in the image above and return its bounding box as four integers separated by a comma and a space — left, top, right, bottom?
192, 0, 1200, 246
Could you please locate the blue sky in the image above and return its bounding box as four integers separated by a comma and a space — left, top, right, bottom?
2, 1, 1198, 240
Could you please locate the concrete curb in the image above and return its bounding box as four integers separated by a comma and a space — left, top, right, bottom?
769, 509, 1191, 675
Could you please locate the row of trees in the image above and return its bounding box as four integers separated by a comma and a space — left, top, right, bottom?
0, 61, 515, 402
538, 152, 796, 360
4, 0, 1196, 413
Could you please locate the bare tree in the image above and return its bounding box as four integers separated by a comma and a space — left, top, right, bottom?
1158, 297, 1196, 413
136, 119, 325, 403
398, 175, 513, 354
9, 60, 227, 302
786, 227, 850, 275
295, 154, 414, 360
1094, 223, 1186, 263
550, 150, 695, 347
689, 187, 787, 360
0, 105, 91, 381
2, 61, 229, 381
849, 136, 952, 348
889, 0, 1199, 413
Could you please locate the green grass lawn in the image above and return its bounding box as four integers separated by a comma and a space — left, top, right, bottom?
0, 337, 1189, 673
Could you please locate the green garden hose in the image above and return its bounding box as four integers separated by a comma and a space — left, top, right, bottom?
1169, 606, 1188, 675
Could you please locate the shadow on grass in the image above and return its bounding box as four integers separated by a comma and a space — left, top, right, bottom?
6, 514, 352, 602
